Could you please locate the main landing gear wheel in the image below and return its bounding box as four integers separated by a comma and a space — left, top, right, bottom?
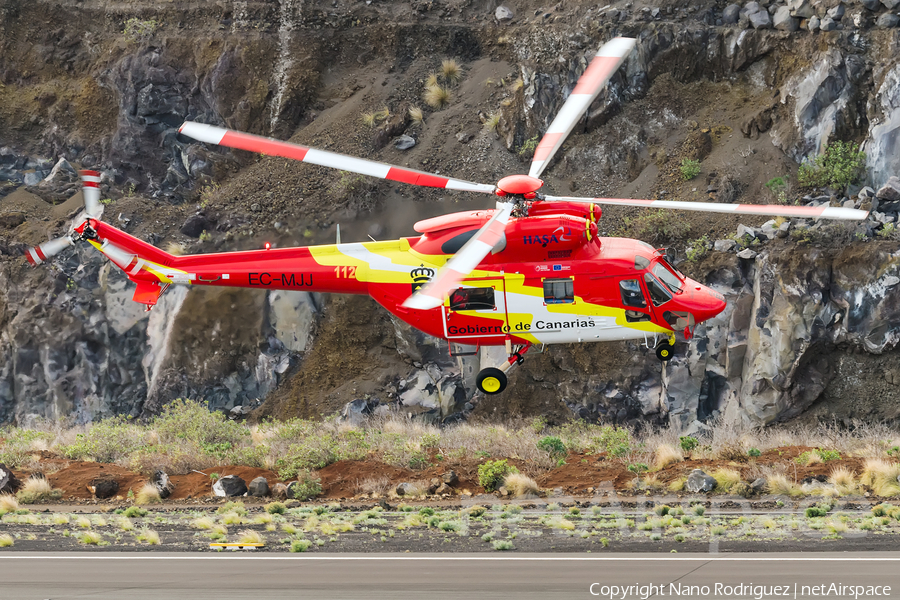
656, 342, 674, 362
476, 367, 508, 394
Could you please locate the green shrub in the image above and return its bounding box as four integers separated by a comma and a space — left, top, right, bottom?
0, 428, 54, 468
477, 459, 519, 492
517, 136, 539, 158
796, 448, 841, 465
679, 436, 699, 452
537, 436, 567, 458
265, 502, 287, 515
419, 507, 435, 517
290, 470, 323, 501
680, 158, 701, 181
748, 448, 762, 458
654, 505, 671, 516
290, 539, 312, 552
797, 141, 866, 189
492, 540, 515, 551
872, 504, 894, 517
806, 506, 828, 518
275, 426, 370, 479
627, 463, 649, 474
622, 210, 691, 245
124, 506, 147, 518
123, 18, 159, 42
438, 520, 463, 532
60, 417, 148, 463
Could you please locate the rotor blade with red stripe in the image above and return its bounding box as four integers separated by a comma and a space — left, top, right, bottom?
543, 195, 870, 221
79, 169, 103, 219
179, 122, 496, 194
26, 236, 74, 266
529, 37, 636, 179
403, 202, 513, 310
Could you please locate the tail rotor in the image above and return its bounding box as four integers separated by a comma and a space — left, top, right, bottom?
26, 169, 103, 267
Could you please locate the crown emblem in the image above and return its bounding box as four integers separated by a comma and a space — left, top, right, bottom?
410, 264, 435, 294
410, 265, 435, 282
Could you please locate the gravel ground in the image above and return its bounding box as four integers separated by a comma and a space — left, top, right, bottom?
2, 502, 899, 554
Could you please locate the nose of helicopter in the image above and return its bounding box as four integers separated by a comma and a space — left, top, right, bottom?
679, 279, 727, 324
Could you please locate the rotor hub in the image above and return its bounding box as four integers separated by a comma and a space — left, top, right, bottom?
496, 175, 543, 197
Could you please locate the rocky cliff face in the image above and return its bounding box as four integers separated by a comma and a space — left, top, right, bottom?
1, 0, 900, 428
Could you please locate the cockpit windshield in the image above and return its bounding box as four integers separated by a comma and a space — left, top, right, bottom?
653, 261, 684, 293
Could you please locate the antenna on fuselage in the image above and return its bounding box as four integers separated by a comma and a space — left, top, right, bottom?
336, 224, 341, 245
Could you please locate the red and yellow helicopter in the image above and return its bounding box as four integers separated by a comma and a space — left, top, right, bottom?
28, 37, 867, 395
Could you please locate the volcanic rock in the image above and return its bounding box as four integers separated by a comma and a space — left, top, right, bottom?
248, 476, 270, 497
91, 478, 119, 500
686, 469, 718, 493
0, 463, 21, 494
151, 470, 173, 499
212, 475, 247, 497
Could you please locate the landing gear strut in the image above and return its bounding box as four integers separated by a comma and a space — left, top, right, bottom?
475, 343, 532, 394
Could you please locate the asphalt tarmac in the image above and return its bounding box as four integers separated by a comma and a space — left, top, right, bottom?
1, 553, 899, 600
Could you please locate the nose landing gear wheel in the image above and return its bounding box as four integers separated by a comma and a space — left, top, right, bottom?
656, 342, 674, 362
476, 367, 508, 394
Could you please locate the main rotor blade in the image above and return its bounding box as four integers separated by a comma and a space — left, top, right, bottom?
80, 169, 103, 219
543, 195, 870, 221
27, 236, 73, 266
529, 37, 636, 179
179, 122, 496, 194
403, 202, 513, 310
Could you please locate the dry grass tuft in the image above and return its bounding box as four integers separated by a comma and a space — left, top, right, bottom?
425, 73, 439, 88
711, 468, 742, 492
360, 112, 377, 128
237, 529, 265, 545
860, 459, 900, 497
423, 85, 451, 109
408, 106, 424, 125
135, 483, 161, 505
357, 476, 391, 496
191, 517, 215, 530
0, 533, 13, 547
116, 517, 134, 532
667, 477, 686, 492
502, 473, 540, 498
16, 478, 62, 504
766, 473, 803, 497
483, 112, 500, 132
136, 529, 160, 545
828, 466, 858, 495
163, 241, 185, 256
79, 531, 103, 545
441, 59, 462, 84
654, 444, 684, 470
0, 494, 19, 513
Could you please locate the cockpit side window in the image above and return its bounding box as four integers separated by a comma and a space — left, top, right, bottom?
653, 261, 684, 293
620, 279, 646, 308
644, 273, 673, 307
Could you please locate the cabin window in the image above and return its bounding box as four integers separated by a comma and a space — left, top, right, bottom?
619, 279, 646, 308
644, 273, 673, 307
449, 287, 495, 311
543, 278, 574, 304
